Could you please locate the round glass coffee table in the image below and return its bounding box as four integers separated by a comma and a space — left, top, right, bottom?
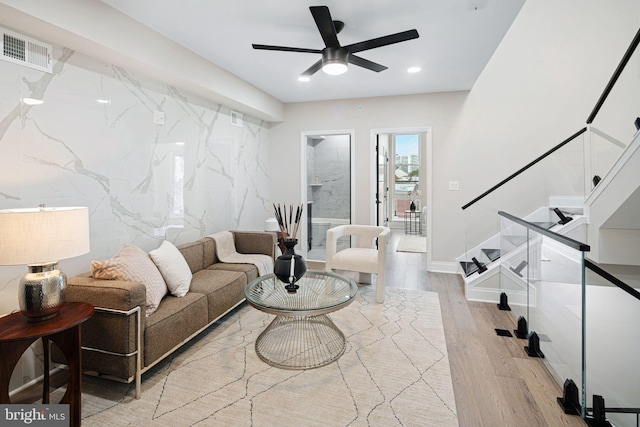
244, 270, 357, 370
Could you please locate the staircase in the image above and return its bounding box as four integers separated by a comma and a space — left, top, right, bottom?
586, 129, 640, 266
458, 205, 588, 303
455, 26, 640, 426
459, 131, 640, 303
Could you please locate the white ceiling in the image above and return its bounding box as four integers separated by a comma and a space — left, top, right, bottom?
101, 0, 525, 103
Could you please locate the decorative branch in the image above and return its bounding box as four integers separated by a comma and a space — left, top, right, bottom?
273, 203, 303, 241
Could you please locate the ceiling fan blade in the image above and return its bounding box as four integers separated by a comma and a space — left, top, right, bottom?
301, 59, 324, 76
252, 44, 322, 54
349, 55, 388, 73
344, 29, 419, 53
310, 6, 340, 48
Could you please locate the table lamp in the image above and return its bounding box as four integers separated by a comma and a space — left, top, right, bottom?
0, 205, 90, 321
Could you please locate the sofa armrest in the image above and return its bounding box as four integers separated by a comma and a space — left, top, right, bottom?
65, 275, 146, 313
232, 231, 277, 260
60, 275, 146, 386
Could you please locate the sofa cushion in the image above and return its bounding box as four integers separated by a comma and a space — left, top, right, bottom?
189, 269, 247, 322
91, 243, 167, 316
144, 292, 208, 366
201, 237, 217, 267
207, 263, 259, 283
149, 240, 192, 297
177, 240, 204, 273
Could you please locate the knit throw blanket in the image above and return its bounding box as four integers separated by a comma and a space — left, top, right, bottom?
209, 231, 273, 276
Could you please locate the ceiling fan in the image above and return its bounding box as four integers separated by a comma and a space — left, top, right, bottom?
252, 6, 419, 77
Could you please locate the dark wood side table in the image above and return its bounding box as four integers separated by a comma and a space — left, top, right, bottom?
0, 302, 94, 427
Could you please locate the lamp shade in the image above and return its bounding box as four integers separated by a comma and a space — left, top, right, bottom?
265, 218, 280, 232
0, 206, 90, 265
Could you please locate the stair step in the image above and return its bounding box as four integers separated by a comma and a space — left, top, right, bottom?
481, 248, 501, 262
460, 261, 479, 277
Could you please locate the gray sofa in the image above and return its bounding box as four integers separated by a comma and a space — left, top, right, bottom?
57, 231, 276, 398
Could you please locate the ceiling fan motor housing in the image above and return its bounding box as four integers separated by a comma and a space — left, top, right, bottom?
322, 47, 349, 75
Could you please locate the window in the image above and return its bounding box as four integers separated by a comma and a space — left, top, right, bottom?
393, 134, 419, 219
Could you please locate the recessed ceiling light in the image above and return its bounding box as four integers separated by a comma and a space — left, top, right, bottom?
298, 76, 310, 82
96, 99, 110, 104
22, 98, 44, 105
407, 67, 422, 73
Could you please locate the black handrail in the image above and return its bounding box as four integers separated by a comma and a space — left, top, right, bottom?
462, 27, 640, 211
462, 128, 587, 210
585, 259, 640, 302
498, 211, 590, 252
586, 26, 640, 124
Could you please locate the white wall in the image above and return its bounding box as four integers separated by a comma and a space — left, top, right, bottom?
5, 0, 636, 271
454, 0, 640, 261
270, 0, 640, 269
269, 92, 469, 267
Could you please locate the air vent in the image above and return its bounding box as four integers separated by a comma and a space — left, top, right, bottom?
230, 110, 244, 128
1, 27, 52, 73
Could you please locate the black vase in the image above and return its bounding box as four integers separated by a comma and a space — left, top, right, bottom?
410, 201, 416, 211
274, 239, 307, 291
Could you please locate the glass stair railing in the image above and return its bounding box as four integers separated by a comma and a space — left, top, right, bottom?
499, 211, 589, 410
497, 212, 640, 427
581, 260, 640, 427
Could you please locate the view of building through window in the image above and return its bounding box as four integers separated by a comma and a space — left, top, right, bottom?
394, 134, 419, 218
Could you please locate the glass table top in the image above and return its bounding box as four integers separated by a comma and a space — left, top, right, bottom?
244, 270, 357, 316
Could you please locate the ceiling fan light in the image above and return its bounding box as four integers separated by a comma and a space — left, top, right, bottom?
322, 47, 349, 75
322, 62, 348, 75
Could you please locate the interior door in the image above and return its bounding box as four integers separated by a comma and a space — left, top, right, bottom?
376, 134, 389, 226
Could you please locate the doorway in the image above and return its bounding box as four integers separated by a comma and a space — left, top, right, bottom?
371, 127, 433, 268
301, 130, 355, 261
391, 133, 422, 222
376, 134, 390, 226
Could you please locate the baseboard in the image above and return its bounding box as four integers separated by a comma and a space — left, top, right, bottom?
428, 261, 457, 274
465, 287, 502, 304
466, 286, 529, 306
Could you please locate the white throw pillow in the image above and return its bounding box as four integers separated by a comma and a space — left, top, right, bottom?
149, 240, 192, 297
91, 244, 167, 316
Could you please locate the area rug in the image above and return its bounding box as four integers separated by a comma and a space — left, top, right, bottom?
75, 288, 457, 426
396, 235, 427, 253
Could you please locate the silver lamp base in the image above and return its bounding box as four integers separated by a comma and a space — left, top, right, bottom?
19, 262, 66, 322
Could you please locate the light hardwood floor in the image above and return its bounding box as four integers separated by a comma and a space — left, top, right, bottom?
310, 229, 585, 427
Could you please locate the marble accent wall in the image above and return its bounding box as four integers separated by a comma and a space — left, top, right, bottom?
0, 46, 270, 390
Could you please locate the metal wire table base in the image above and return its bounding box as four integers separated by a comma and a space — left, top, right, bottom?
255, 314, 346, 370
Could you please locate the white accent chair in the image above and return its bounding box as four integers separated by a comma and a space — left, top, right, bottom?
325, 225, 390, 303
